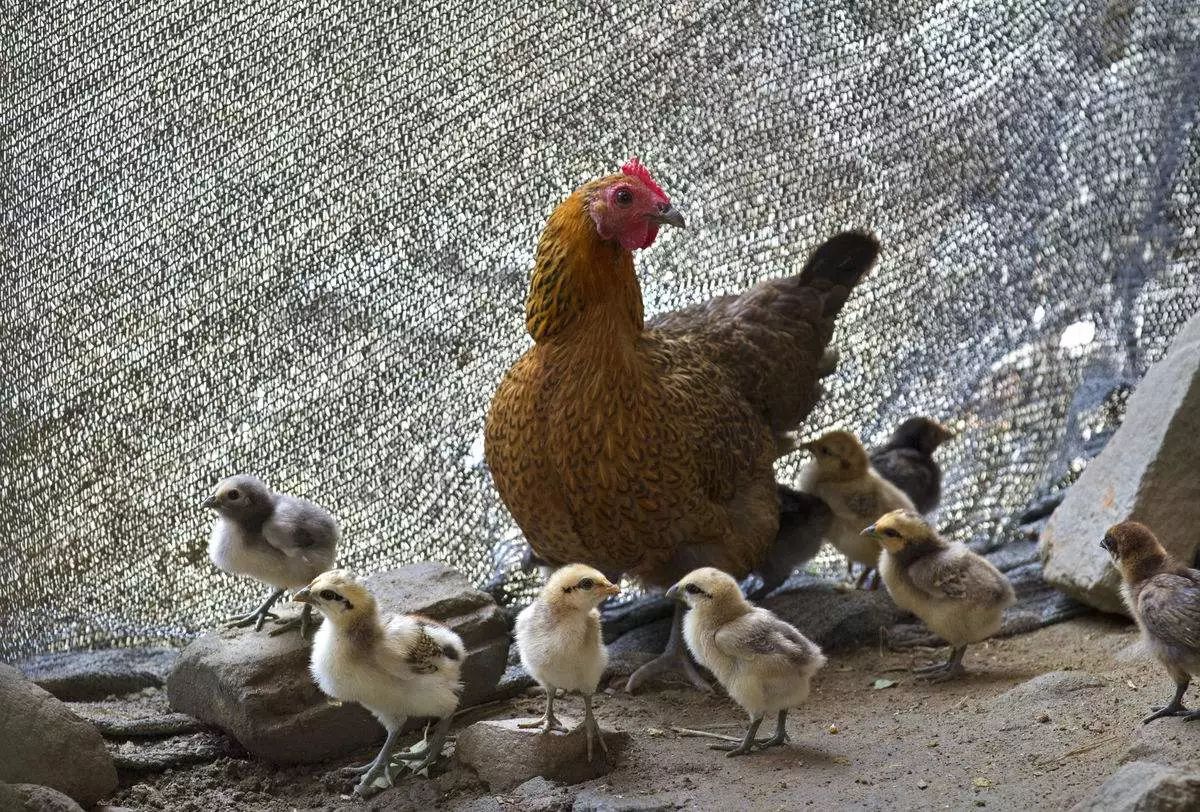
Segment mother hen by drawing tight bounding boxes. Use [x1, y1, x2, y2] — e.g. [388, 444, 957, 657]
[485, 158, 878, 692]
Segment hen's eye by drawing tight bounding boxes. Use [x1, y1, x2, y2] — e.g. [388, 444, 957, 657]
[319, 589, 338, 601]
[684, 583, 703, 595]
[614, 188, 633, 206]
[227, 489, 241, 500]
[579, 577, 595, 590]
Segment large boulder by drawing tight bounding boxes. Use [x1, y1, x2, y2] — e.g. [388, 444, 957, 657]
[0, 663, 117, 806]
[1041, 313, 1200, 615]
[166, 562, 509, 764]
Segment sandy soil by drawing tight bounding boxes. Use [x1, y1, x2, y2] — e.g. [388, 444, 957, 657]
[107, 614, 1200, 811]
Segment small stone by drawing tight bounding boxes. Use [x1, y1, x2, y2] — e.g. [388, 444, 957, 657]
[1035, 712, 1050, 723]
[571, 787, 679, 811]
[917, 780, 929, 789]
[828, 724, 839, 734]
[454, 717, 629, 792]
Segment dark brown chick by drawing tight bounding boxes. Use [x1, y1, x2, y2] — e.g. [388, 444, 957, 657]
[869, 417, 954, 514]
[1102, 521, 1200, 724]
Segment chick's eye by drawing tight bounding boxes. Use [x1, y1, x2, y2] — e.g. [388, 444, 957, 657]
[578, 577, 595, 590]
[227, 489, 240, 500]
[882, 528, 900, 538]
[614, 187, 633, 206]
[319, 589, 338, 601]
[684, 583, 702, 595]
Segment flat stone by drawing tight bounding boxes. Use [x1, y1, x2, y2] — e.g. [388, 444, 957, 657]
[1073, 760, 1200, 811]
[572, 788, 681, 811]
[0, 663, 117, 806]
[15, 648, 177, 701]
[2, 783, 86, 812]
[989, 671, 1105, 707]
[1042, 312, 1200, 615]
[109, 731, 238, 772]
[509, 776, 575, 812]
[763, 579, 906, 653]
[70, 701, 205, 738]
[166, 562, 509, 764]
[455, 717, 629, 792]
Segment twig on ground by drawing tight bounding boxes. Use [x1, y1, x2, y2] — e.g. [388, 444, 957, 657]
[671, 726, 743, 743]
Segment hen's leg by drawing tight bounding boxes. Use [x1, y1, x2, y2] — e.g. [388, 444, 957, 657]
[624, 604, 711, 694]
[224, 588, 285, 631]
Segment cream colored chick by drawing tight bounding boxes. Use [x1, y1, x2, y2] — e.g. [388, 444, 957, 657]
[671, 567, 826, 757]
[800, 430, 917, 588]
[864, 510, 1015, 682]
[294, 570, 464, 797]
[515, 564, 620, 761]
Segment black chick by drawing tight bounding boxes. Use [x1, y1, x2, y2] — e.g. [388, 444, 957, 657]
[870, 417, 954, 514]
[747, 485, 832, 600]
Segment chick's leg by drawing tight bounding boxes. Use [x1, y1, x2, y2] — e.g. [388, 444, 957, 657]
[710, 714, 765, 757]
[397, 715, 453, 773]
[624, 604, 711, 694]
[517, 688, 567, 733]
[267, 603, 319, 639]
[1144, 681, 1190, 724]
[918, 645, 967, 683]
[354, 725, 403, 797]
[224, 588, 285, 631]
[759, 709, 790, 749]
[576, 692, 609, 762]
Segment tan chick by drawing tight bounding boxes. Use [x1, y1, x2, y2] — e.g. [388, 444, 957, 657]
[1102, 521, 1200, 724]
[671, 567, 826, 756]
[295, 570, 464, 796]
[864, 510, 1015, 681]
[515, 564, 620, 761]
[799, 430, 917, 588]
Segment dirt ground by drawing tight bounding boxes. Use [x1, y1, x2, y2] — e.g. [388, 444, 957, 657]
[108, 614, 1200, 811]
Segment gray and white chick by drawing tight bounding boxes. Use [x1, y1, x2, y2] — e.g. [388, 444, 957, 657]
[203, 474, 338, 638]
[672, 567, 826, 757]
[870, 417, 954, 514]
[864, 510, 1014, 682]
[296, 570, 464, 796]
[515, 563, 620, 761]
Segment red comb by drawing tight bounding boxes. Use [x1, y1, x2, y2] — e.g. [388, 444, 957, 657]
[621, 157, 666, 199]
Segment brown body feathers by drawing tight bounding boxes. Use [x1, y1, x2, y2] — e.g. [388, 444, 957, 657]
[486, 168, 877, 588]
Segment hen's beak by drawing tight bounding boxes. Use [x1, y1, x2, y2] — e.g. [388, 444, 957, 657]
[201, 495, 217, 509]
[652, 203, 686, 229]
[664, 584, 681, 602]
[600, 582, 621, 597]
[292, 587, 314, 604]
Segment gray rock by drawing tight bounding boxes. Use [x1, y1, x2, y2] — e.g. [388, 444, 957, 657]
[572, 788, 680, 812]
[70, 700, 205, 738]
[15, 648, 178, 701]
[455, 717, 629, 791]
[166, 562, 509, 764]
[109, 731, 238, 772]
[0, 663, 117, 806]
[510, 776, 575, 812]
[1042, 313, 1200, 615]
[763, 580, 906, 652]
[0, 783, 87, 812]
[1073, 760, 1200, 811]
[989, 671, 1105, 709]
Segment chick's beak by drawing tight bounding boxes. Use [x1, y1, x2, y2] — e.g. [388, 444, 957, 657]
[292, 587, 314, 605]
[600, 582, 621, 597]
[664, 584, 681, 602]
[861, 524, 877, 538]
[201, 495, 217, 509]
[652, 203, 686, 229]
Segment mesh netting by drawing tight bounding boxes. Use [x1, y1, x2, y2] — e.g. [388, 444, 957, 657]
[4, 0, 1198, 659]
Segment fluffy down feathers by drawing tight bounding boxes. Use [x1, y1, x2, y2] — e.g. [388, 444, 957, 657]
[870, 417, 953, 514]
[485, 165, 877, 589]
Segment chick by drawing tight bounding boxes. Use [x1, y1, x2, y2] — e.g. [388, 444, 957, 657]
[671, 567, 826, 756]
[295, 570, 463, 795]
[1101, 521, 1200, 724]
[747, 486, 833, 600]
[864, 510, 1014, 681]
[515, 564, 620, 761]
[203, 474, 339, 638]
[870, 417, 955, 514]
[799, 431, 916, 588]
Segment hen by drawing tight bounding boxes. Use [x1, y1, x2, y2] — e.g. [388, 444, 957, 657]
[485, 158, 877, 692]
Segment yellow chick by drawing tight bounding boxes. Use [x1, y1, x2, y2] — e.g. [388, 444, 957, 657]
[515, 564, 620, 761]
[799, 430, 917, 588]
[671, 567, 826, 757]
[294, 570, 464, 796]
[864, 510, 1015, 682]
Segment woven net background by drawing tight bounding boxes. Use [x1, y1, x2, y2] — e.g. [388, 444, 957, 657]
[4, 0, 1198, 659]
